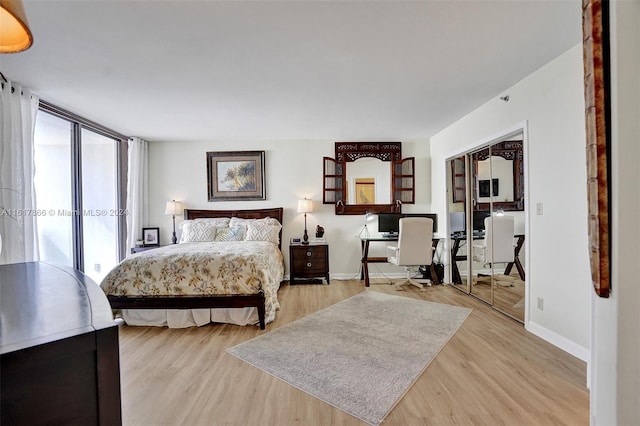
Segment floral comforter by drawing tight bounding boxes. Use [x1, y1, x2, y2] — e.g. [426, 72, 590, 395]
[100, 241, 285, 324]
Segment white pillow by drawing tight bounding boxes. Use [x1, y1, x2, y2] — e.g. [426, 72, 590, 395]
[193, 217, 230, 227]
[229, 216, 280, 228]
[245, 221, 282, 245]
[179, 220, 218, 243]
[228, 217, 255, 228]
[214, 226, 246, 242]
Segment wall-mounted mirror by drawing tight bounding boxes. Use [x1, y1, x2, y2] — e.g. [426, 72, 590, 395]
[323, 142, 415, 215]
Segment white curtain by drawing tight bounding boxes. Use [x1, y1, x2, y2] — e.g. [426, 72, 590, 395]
[0, 80, 39, 264]
[126, 137, 149, 251]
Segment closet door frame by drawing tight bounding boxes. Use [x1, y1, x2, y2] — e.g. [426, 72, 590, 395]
[445, 123, 530, 324]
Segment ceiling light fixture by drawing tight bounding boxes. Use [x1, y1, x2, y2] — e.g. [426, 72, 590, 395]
[0, 0, 33, 53]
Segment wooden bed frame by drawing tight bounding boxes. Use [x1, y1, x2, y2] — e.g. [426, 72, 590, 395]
[106, 207, 284, 329]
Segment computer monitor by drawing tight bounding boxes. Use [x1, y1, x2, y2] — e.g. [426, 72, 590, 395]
[449, 211, 466, 234]
[378, 213, 438, 235]
[472, 211, 491, 231]
[378, 213, 403, 236]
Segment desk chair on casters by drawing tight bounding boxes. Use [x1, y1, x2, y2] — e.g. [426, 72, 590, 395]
[473, 215, 515, 286]
[386, 217, 434, 291]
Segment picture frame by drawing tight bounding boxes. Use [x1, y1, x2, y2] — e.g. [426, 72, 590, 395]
[207, 151, 266, 201]
[142, 227, 160, 247]
[478, 178, 499, 198]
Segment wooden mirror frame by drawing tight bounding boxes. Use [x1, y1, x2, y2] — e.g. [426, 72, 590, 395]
[323, 142, 415, 215]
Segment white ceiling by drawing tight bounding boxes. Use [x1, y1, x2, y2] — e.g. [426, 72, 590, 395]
[1, 0, 582, 142]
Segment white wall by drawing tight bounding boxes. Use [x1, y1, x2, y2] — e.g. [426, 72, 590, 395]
[430, 44, 591, 360]
[146, 139, 431, 278]
[591, 1, 640, 424]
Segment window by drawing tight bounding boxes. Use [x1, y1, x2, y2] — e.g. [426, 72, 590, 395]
[33, 102, 127, 283]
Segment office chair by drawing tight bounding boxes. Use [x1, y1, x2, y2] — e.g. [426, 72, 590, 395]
[473, 215, 515, 286]
[386, 217, 434, 290]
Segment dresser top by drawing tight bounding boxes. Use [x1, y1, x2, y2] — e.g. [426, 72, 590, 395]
[1, 262, 116, 355]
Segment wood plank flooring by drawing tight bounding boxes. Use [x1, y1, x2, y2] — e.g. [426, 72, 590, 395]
[118, 281, 589, 426]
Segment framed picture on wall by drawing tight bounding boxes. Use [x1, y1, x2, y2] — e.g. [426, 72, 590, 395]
[142, 227, 160, 247]
[206, 151, 266, 201]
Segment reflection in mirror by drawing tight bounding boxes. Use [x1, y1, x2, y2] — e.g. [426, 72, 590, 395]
[472, 140, 524, 211]
[446, 132, 525, 323]
[446, 155, 469, 293]
[346, 158, 391, 205]
[476, 156, 514, 203]
[469, 178, 493, 305]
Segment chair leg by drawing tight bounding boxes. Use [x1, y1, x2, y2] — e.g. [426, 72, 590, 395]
[393, 269, 429, 291]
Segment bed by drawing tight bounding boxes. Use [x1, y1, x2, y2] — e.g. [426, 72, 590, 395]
[101, 207, 285, 329]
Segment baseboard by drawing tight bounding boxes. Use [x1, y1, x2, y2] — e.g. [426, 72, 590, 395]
[526, 321, 590, 363]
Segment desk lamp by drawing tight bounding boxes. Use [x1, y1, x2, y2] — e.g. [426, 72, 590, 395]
[359, 211, 375, 238]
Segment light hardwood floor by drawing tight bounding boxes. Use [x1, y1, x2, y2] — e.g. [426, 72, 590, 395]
[118, 281, 589, 426]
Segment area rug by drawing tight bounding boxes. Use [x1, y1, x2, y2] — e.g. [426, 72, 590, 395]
[227, 290, 472, 425]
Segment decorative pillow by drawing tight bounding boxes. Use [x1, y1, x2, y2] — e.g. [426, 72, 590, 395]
[193, 217, 230, 227]
[228, 217, 255, 228]
[214, 226, 246, 242]
[245, 221, 282, 245]
[179, 220, 218, 243]
[229, 216, 280, 228]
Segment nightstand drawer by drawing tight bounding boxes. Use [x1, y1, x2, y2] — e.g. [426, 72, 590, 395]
[290, 245, 325, 259]
[291, 257, 327, 272]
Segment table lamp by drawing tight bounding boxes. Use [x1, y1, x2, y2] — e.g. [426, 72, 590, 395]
[165, 200, 184, 244]
[297, 198, 313, 244]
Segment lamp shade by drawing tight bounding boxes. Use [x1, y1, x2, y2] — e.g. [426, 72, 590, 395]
[165, 200, 184, 216]
[0, 0, 33, 53]
[297, 198, 313, 214]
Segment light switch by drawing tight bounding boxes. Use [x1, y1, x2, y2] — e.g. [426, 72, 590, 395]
[536, 202, 543, 215]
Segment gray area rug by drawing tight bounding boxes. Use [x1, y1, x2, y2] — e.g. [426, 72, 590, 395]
[227, 290, 472, 425]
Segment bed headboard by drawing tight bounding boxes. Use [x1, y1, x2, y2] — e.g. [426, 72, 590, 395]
[183, 207, 284, 249]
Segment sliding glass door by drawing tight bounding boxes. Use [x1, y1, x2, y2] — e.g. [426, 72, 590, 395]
[33, 111, 74, 267]
[33, 106, 126, 283]
[80, 128, 120, 283]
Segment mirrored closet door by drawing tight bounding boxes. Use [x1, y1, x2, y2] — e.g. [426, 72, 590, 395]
[446, 132, 526, 323]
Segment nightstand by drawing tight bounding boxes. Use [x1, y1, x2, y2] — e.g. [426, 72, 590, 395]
[130, 245, 162, 254]
[289, 243, 330, 284]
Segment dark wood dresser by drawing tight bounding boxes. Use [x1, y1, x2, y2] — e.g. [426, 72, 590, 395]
[289, 243, 330, 284]
[0, 262, 122, 425]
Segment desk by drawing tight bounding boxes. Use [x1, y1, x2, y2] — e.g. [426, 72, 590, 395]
[450, 233, 525, 284]
[360, 236, 441, 287]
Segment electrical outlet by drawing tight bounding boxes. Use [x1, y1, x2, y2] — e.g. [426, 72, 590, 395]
[537, 297, 544, 311]
[94, 263, 101, 273]
[536, 202, 544, 215]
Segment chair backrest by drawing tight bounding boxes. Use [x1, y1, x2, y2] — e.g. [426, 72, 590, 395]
[484, 215, 515, 264]
[395, 217, 434, 266]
